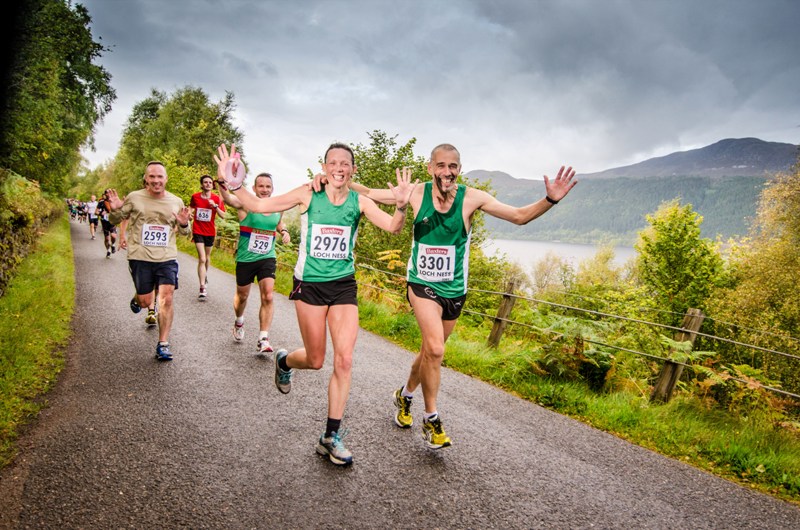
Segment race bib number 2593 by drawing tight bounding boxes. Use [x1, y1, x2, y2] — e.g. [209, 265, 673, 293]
[142, 223, 170, 247]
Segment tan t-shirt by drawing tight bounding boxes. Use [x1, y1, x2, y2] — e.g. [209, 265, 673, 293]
[109, 189, 190, 262]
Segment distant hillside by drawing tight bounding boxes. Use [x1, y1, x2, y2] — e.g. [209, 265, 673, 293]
[468, 138, 798, 245]
[582, 138, 797, 178]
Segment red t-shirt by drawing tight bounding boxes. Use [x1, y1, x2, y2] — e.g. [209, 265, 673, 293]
[190, 192, 225, 236]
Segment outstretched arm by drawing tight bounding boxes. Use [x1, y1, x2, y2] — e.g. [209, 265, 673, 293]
[474, 166, 577, 225]
[359, 168, 415, 234]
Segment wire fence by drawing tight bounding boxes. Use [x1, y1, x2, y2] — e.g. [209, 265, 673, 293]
[353, 260, 800, 400]
[213, 235, 799, 401]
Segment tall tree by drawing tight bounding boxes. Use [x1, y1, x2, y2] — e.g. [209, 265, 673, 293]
[113, 87, 243, 194]
[634, 199, 726, 325]
[0, 0, 115, 194]
[707, 161, 800, 392]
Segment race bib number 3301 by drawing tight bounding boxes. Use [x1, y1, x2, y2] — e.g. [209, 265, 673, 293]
[142, 223, 170, 247]
[415, 243, 456, 282]
[310, 224, 351, 260]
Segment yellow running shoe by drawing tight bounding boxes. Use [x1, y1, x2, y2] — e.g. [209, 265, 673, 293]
[422, 414, 452, 449]
[393, 388, 413, 428]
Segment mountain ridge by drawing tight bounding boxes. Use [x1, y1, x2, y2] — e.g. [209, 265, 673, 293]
[466, 138, 798, 245]
[467, 137, 798, 183]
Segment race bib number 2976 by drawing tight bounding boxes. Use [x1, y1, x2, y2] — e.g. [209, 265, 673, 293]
[310, 224, 351, 260]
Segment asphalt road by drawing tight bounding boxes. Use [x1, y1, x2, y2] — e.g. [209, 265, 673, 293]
[0, 219, 798, 529]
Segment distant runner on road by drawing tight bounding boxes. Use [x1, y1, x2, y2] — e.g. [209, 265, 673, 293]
[108, 161, 191, 361]
[189, 175, 225, 301]
[218, 171, 290, 354]
[86, 195, 99, 240]
[95, 189, 118, 259]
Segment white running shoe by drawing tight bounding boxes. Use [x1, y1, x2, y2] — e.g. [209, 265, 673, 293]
[198, 287, 207, 300]
[257, 337, 274, 354]
[232, 322, 245, 342]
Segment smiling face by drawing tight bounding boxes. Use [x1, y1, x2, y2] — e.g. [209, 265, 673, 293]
[143, 162, 168, 197]
[323, 147, 356, 189]
[428, 145, 461, 196]
[253, 174, 274, 198]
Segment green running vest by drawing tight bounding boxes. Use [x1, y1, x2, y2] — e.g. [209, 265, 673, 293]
[236, 211, 281, 262]
[407, 182, 471, 297]
[295, 189, 361, 282]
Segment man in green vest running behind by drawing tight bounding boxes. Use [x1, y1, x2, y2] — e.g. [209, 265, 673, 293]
[347, 143, 577, 449]
[218, 171, 291, 354]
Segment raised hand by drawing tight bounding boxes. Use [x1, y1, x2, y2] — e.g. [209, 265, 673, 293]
[213, 144, 246, 189]
[106, 189, 124, 210]
[388, 167, 417, 209]
[175, 206, 191, 227]
[543, 166, 577, 202]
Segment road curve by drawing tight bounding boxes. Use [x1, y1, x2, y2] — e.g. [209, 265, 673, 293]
[0, 220, 798, 529]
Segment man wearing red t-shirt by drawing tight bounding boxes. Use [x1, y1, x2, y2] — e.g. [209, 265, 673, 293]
[190, 174, 226, 299]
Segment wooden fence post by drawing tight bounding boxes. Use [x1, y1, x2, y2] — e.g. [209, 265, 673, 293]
[487, 278, 519, 348]
[650, 308, 705, 403]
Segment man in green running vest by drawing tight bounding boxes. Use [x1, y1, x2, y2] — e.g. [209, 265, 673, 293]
[344, 143, 577, 449]
[218, 172, 291, 354]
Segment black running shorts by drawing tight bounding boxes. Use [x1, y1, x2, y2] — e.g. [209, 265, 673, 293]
[128, 259, 180, 294]
[289, 275, 357, 306]
[236, 258, 277, 286]
[407, 282, 467, 321]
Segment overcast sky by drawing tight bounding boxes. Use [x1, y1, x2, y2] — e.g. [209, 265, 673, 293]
[79, 0, 800, 193]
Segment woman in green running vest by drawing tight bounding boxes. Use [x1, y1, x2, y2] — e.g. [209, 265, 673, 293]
[215, 142, 414, 466]
[342, 143, 577, 450]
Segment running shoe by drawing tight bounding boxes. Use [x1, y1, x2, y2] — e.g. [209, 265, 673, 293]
[145, 310, 157, 327]
[422, 414, 452, 449]
[106, 250, 111, 259]
[316, 431, 353, 466]
[130, 296, 142, 314]
[198, 287, 208, 301]
[232, 321, 245, 342]
[155, 342, 173, 361]
[392, 388, 413, 428]
[257, 337, 274, 354]
[274, 349, 293, 394]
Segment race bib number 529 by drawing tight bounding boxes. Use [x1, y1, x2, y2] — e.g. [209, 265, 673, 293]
[142, 223, 170, 247]
[248, 230, 275, 254]
[310, 224, 351, 260]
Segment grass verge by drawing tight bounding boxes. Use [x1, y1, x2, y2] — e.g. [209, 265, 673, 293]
[357, 296, 800, 505]
[0, 216, 74, 467]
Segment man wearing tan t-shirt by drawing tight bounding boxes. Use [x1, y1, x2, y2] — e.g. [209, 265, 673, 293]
[108, 161, 191, 361]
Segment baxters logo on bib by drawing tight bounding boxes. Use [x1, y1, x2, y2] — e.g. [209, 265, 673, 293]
[320, 227, 344, 236]
[149, 225, 166, 232]
[425, 247, 449, 255]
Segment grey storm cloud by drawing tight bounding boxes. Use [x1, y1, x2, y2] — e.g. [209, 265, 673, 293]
[80, 0, 800, 189]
